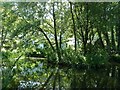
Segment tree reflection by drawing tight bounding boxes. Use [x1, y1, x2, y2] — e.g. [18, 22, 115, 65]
[17, 64, 120, 89]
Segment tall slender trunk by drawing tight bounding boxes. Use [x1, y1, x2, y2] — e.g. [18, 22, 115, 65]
[117, 24, 120, 54]
[60, 31, 62, 49]
[74, 4, 85, 52]
[116, 26, 118, 52]
[70, 2, 77, 51]
[84, 2, 89, 55]
[53, 3, 61, 61]
[59, 28, 62, 60]
[59, 2, 62, 50]
[103, 3, 111, 52]
[117, 2, 120, 54]
[111, 27, 116, 51]
[1, 28, 3, 52]
[117, 22, 120, 54]
[104, 31, 111, 51]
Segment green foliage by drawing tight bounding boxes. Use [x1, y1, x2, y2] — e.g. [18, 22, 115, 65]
[62, 48, 86, 65]
[86, 49, 109, 65]
[1, 2, 120, 89]
[1, 51, 11, 59]
[47, 49, 57, 62]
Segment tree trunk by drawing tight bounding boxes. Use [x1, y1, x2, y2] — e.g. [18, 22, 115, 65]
[74, 4, 85, 53]
[70, 2, 77, 51]
[97, 29, 105, 48]
[38, 27, 55, 52]
[116, 23, 120, 54]
[103, 3, 111, 52]
[0, 28, 3, 52]
[84, 2, 89, 55]
[111, 27, 116, 51]
[53, 3, 61, 61]
[59, 2, 63, 50]
[117, 2, 120, 54]
[117, 26, 120, 54]
[104, 31, 111, 52]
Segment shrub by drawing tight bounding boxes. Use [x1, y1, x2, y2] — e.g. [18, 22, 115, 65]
[86, 49, 109, 65]
[61, 48, 86, 65]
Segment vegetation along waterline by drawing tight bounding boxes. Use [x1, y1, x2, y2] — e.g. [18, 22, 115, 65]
[1, 1, 120, 89]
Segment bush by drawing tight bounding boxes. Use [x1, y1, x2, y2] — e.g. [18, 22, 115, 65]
[86, 49, 109, 65]
[61, 48, 86, 65]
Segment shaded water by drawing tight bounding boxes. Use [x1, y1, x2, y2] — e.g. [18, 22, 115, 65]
[17, 60, 120, 90]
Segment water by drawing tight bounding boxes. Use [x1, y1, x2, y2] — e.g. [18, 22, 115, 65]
[17, 61, 120, 89]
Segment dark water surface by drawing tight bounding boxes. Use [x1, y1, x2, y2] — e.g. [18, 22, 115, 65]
[18, 61, 120, 90]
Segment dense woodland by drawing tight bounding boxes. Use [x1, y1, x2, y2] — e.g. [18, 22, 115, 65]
[1, 1, 120, 89]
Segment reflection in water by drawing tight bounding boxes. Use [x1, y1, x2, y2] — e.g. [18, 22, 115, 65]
[18, 81, 40, 89]
[18, 62, 120, 89]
